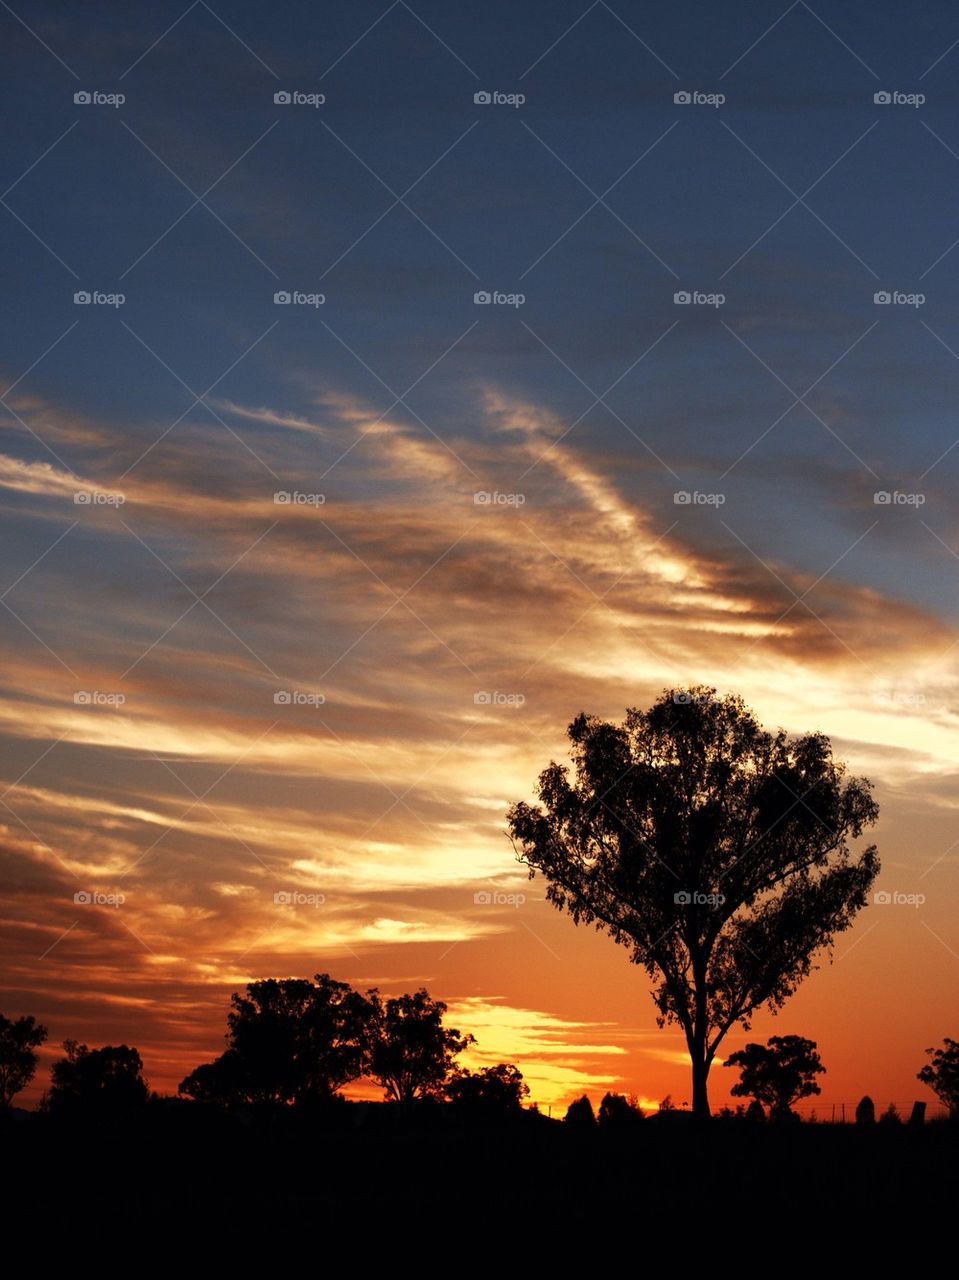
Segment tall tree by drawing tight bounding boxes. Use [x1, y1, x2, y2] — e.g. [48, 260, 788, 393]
[366, 989, 472, 1103]
[724, 1034, 824, 1119]
[508, 687, 879, 1117]
[0, 1013, 47, 1109]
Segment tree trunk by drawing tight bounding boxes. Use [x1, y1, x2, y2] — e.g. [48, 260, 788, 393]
[691, 1049, 711, 1119]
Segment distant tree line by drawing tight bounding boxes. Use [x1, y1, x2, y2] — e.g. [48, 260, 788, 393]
[0, 979, 529, 1119]
[2, 1003, 956, 1126]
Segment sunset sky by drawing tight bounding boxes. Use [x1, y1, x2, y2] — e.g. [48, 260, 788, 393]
[2, 0, 958, 1114]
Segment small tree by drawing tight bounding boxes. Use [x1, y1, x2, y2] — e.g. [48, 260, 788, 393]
[598, 1091, 644, 1127]
[724, 1034, 824, 1120]
[179, 973, 372, 1107]
[508, 689, 879, 1117]
[446, 1063, 528, 1111]
[366, 989, 472, 1103]
[855, 1095, 875, 1125]
[917, 1038, 959, 1117]
[47, 1042, 148, 1118]
[564, 1094, 596, 1127]
[878, 1103, 901, 1125]
[0, 1013, 47, 1109]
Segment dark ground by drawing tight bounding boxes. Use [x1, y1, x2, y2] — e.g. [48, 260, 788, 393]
[5, 1102, 956, 1254]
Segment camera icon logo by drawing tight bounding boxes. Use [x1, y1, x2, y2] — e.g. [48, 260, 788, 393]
[874, 91, 891, 105]
[273, 491, 292, 504]
[674, 891, 692, 904]
[473, 691, 492, 704]
[274, 290, 291, 304]
[74, 91, 91, 105]
[873, 890, 891, 904]
[874, 291, 891, 304]
[673, 290, 691, 304]
[74, 291, 91, 305]
[274, 890, 293, 904]
[73, 491, 91, 505]
[674, 91, 691, 105]
[473, 890, 492, 904]
[673, 491, 691, 504]
[274, 91, 291, 104]
[873, 491, 891, 505]
[474, 290, 491, 304]
[73, 890, 92, 903]
[73, 691, 92, 704]
[273, 690, 292, 704]
[474, 91, 491, 105]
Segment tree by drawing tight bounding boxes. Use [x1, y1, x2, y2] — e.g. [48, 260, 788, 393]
[47, 1041, 148, 1118]
[598, 1091, 644, 1128]
[724, 1034, 824, 1120]
[179, 973, 371, 1107]
[366, 989, 472, 1103]
[0, 1013, 47, 1109]
[508, 688, 879, 1118]
[917, 1037, 959, 1117]
[446, 1063, 528, 1111]
[855, 1095, 875, 1125]
[564, 1094, 596, 1126]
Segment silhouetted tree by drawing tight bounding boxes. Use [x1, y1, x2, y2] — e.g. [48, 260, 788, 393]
[855, 1095, 875, 1124]
[918, 1038, 959, 1118]
[745, 1099, 766, 1123]
[564, 1094, 596, 1126]
[446, 1063, 528, 1111]
[598, 1091, 644, 1128]
[366, 989, 472, 1103]
[0, 1013, 47, 1109]
[878, 1103, 901, 1125]
[724, 1034, 824, 1120]
[508, 688, 879, 1117]
[179, 974, 371, 1107]
[46, 1041, 148, 1119]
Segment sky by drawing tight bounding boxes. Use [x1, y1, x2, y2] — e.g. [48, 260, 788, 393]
[1, 0, 958, 1115]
